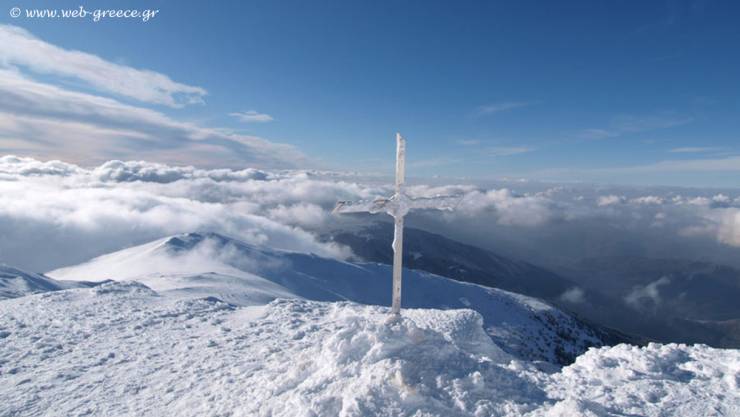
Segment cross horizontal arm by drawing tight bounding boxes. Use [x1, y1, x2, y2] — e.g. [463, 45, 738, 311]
[332, 198, 391, 214]
[406, 194, 463, 211]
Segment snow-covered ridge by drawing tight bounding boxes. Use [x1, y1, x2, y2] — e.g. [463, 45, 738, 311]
[49, 232, 605, 364]
[0, 282, 737, 417]
[0, 264, 94, 300]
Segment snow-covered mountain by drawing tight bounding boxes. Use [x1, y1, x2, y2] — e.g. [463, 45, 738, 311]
[49, 232, 606, 364]
[326, 222, 635, 343]
[0, 264, 94, 300]
[1, 281, 737, 416]
[327, 222, 579, 299]
[0, 234, 737, 416]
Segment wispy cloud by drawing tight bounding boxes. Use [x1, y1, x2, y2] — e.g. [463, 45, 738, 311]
[624, 277, 671, 311]
[475, 101, 535, 116]
[579, 113, 693, 140]
[455, 140, 534, 157]
[0, 25, 206, 107]
[0, 25, 307, 168]
[669, 147, 723, 153]
[407, 157, 461, 169]
[538, 156, 740, 178]
[487, 146, 534, 157]
[578, 129, 620, 140]
[456, 139, 481, 146]
[612, 114, 693, 133]
[617, 156, 740, 173]
[230, 110, 275, 123]
[0, 69, 305, 168]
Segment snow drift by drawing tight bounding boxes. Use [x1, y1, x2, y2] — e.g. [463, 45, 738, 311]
[0, 282, 737, 417]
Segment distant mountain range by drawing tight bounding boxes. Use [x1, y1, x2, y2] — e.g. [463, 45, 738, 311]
[326, 222, 740, 348]
[327, 222, 585, 301]
[559, 256, 740, 347]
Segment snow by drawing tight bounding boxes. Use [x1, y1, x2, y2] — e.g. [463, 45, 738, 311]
[48, 232, 604, 364]
[0, 282, 737, 417]
[0, 264, 92, 300]
[1, 232, 737, 416]
[547, 343, 740, 416]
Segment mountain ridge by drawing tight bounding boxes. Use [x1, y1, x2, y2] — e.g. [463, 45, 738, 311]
[48, 231, 607, 364]
[0, 264, 96, 300]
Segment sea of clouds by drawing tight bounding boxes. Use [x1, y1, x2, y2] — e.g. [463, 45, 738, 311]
[2, 155, 740, 273]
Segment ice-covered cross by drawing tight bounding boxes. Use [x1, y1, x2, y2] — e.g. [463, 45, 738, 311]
[333, 133, 460, 316]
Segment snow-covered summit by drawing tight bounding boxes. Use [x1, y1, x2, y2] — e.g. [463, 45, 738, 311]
[49, 232, 605, 364]
[0, 282, 737, 417]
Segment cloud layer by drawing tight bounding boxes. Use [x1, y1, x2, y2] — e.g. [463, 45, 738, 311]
[2, 156, 740, 274]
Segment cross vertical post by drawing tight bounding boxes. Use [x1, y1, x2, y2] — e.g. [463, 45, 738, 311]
[333, 133, 460, 317]
[391, 133, 406, 315]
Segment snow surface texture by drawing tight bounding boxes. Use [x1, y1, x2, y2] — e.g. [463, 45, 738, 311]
[49, 232, 604, 364]
[0, 282, 737, 417]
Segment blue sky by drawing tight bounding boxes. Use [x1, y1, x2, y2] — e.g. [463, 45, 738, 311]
[1, 0, 739, 186]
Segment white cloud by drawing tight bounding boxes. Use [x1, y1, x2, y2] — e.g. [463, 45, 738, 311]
[0, 26, 304, 168]
[528, 156, 740, 184]
[456, 139, 481, 146]
[407, 157, 461, 169]
[624, 277, 671, 310]
[669, 147, 723, 153]
[587, 157, 740, 175]
[0, 69, 306, 168]
[610, 114, 693, 133]
[712, 208, 740, 247]
[91, 159, 270, 183]
[0, 155, 83, 177]
[630, 196, 665, 205]
[0, 25, 206, 107]
[597, 195, 624, 206]
[267, 203, 328, 228]
[475, 101, 534, 116]
[454, 188, 554, 227]
[0, 157, 361, 271]
[230, 111, 274, 123]
[487, 147, 534, 157]
[578, 128, 619, 140]
[579, 113, 693, 140]
[559, 287, 585, 304]
[643, 157, 740, 172]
